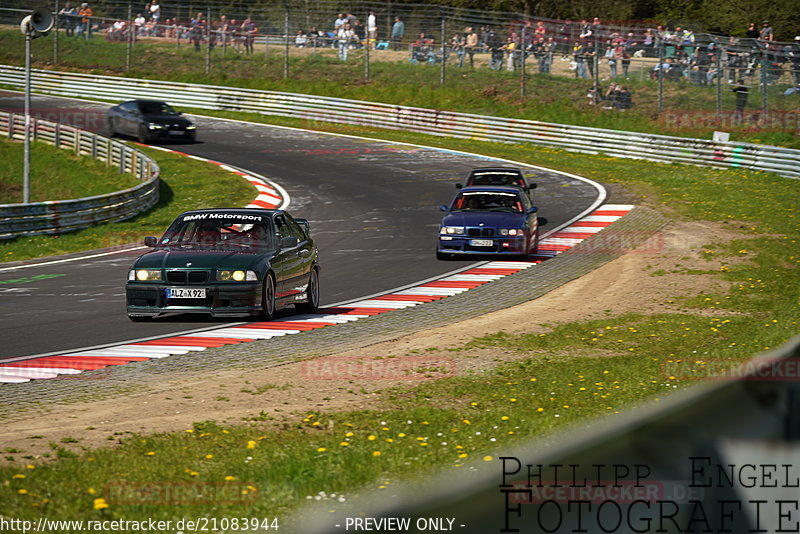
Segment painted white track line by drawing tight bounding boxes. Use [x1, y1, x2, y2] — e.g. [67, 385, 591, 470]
[1, 205, 635, 383]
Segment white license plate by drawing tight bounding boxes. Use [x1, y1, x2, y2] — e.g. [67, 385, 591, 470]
[166, 287, 206, 298]
[470, 239, 493, 247]
[168, 130, 185, 136]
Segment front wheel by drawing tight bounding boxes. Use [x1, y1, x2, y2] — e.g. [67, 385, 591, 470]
[436, 250, 452, 261]
[295, 268, 319, 314]
[260, 274, 276, 320]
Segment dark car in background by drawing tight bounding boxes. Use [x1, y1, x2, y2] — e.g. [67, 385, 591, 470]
[456, 167, 536, 195]
[107, 99, 196, 143]
[126, 209, 319, 321]
[437, 185, 542, 260]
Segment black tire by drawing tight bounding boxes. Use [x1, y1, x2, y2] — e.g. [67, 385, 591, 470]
[107, 118, 117, 137]
[529, 227, 540, 255]
[436, 250, 452, 261]
[260, 274, 276, 320]
[295, 267, 320, 314]
[128, 315, 150, 322]
[137, 124, 150, 144]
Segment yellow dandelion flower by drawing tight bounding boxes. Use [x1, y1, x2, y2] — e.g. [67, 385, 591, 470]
[398, 433, 406, 438]
[458, 453, 468, 458]
[247, 441, 257, 449]
[340, 442, 350, 447]
[317, 447, 327, 452]
[372, 451, 382, 457]
[501, 416, 509, 421]
[483, 456, 493, 461]
[537, 408, 544, 412]
[146, 451, 155, 456]
[205, 454, 214, 459]
[368, 435, 376, 441]
[462, 419, 471, 425]
[185, 429, 194, 433]
[93, 498, 108, 510]
[12, 474, 26, 480]
[18, 489, 28, 495]
[224, 475, 236, 481]
[25, 465, 35, 470]
[88, 488, 97, 495]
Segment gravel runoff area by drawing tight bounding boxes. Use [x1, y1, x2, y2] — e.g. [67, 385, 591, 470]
[0, 206, 667, 422]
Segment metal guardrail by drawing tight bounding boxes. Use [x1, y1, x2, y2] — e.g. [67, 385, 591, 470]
[0, 110, 159, 239]
[0, 65, 797, 179]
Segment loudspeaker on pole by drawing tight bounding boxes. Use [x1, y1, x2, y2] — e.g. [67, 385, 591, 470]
[20, 8, 54, 38]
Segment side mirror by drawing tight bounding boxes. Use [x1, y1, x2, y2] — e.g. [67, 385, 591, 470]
[455, 183, 463, 189]
[537, 216, 548, 226]
[144, 236, 157, 247]
[177, 111, 183, 115]
[528, 206, 538, 214]
[439, 205, 449, 212]
[280, 236, 300, 249]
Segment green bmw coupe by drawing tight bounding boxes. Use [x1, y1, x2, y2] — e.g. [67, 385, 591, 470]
[126, 209, 319, 321]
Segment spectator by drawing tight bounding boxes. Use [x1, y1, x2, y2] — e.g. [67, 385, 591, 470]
[76, 2, 93, 38]
[465, 27, 478, 70]
[190, 12, 204, 51]
[148, 1, 160, 24]
[572, 41, 588, 78]
[745, 23, 759, 40]
[346, 12, 357, 29]
[604, 41, 617, 78]
[615, 86, 632, 109]
[759, 21, 773, 42]
[790, 36, 800, 86]
[724, 37, 744, 83]
[732, 80, 749, 123]
[58, 3, 74, 36]
[451, 32, 466, 67]
[504, 37, 516, 71]
[391, 17, 404, 50]
[241, 17, 257, 54]
[217, 16, 229, 48]
[334, 13, 346, 32]
[295, 30, 307, 48]
[534, 20, 546, 39]
[487, 28, 503, 70]
[134, 13, 146, 36]
[579, 19, 592, 39]
[584, 39, 597, 78]
[337, 23, 354, 61]
[367, 10, 377, 48]
[307, 26, 325, 48]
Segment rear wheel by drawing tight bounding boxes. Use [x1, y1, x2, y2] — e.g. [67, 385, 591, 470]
[260, 274, 276, 320]
[137, 124, 150, 144]
[295, 267, 320, 314]
[107, 118, 117, 137]
[529, 228, 540, 255]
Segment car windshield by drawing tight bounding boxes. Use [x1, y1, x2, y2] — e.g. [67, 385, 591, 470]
[138, 101, 178, 115]
[468, 172, 525, 187]
[158, 215, 276, 250]
[452, 192, 524, 213]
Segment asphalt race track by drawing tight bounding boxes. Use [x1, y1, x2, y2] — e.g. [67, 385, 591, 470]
[0, 92, 602, 360]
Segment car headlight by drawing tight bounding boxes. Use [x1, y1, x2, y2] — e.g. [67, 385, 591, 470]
[217, 270, 258, 282]
[440, 226, 465, 235]
[499, 228, 525, 236]
[186, 125, 197, 130]
[130, 269, 161, 281]
[148, 123, 165, 130]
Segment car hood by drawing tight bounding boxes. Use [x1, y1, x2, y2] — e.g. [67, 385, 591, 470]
[133, 247, 268, 270]
[441, 211, 527, 228]
[143, 114, 193, 126]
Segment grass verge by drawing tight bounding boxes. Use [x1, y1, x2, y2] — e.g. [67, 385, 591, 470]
[0, 119, 797, 528]
[0, 138, 140, 204]
[0, 145, 256, 262]
[1, 29, 797, 148]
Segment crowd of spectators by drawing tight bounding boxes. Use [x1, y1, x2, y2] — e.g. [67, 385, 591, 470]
[50, 5, 800, 89]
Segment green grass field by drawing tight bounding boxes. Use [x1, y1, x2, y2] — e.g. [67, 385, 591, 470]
[1, 123, 797, 528]
[0, 138, 140, 204]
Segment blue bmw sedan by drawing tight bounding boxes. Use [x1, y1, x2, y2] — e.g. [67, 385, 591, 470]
[437, 186, 541, 260]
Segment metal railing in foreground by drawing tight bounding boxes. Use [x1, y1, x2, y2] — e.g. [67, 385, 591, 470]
[300, 334, 800, 533]
[0, 111, 159, 239]
[0, 65, 797, 179]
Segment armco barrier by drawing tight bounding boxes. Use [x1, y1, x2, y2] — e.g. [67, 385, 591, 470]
[0, 111, 159, 239]
[0, 65, 798, 179]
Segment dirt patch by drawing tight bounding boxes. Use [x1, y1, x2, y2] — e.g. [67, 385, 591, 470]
[0, 219, 749, 464]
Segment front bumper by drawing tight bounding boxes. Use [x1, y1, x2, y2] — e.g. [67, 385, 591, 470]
[438, 235, 528, 255]
[126, 282, 261, 317]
